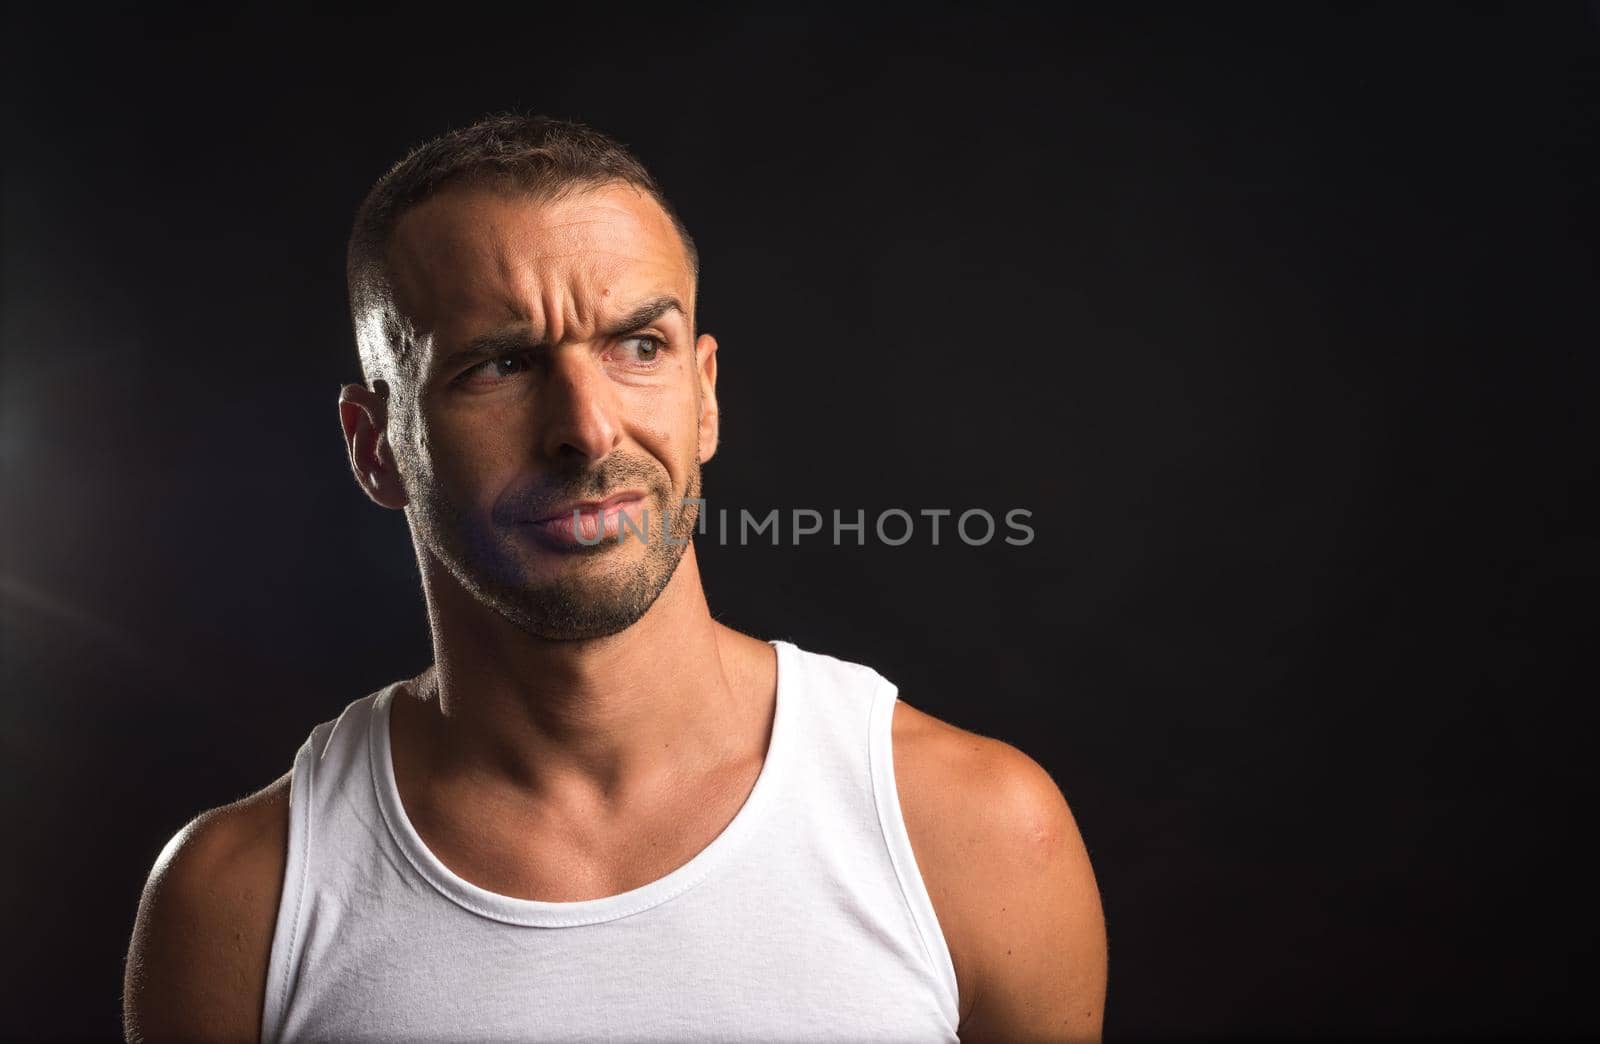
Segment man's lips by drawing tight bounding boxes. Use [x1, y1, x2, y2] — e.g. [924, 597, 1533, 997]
[523, 491, 649, 546]
[528, 491, 648, 524]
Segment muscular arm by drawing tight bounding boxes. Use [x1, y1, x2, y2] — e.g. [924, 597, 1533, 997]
[123, 775, 291, 1043]
[894, 704, 1108, 1043]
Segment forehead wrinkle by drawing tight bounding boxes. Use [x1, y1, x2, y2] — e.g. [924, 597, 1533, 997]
[500, 251, 675, 301]
[503, 255, 679, 339]
[401, 185, 692, 351]
[489, 238, 536, 326]
[523, 191, 682, 263]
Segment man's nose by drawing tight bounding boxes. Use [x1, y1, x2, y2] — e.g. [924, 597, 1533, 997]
[537, 347, 622, 463]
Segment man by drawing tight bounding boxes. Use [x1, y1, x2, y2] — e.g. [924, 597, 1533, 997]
[124, 114, 1107, 1042]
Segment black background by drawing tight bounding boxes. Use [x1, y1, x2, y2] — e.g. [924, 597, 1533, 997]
[3, 3, 1597, 1039]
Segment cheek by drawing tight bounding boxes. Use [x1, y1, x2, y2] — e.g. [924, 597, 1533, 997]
[411, 402, 530, 507]
[623, 380, 700, 479]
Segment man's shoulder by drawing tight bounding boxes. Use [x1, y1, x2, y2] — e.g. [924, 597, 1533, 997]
[124, 774, 292, 1043]
[890, 698, 1072, 840]
[889, 699, 1106, 1039]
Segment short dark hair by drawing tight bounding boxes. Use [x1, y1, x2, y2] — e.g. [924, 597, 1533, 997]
[346, 113, 698, 381]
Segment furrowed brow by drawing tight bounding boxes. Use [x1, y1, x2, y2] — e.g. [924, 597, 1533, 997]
[601, 295, 686, 337]
[447, 328, 544, 364]
[443, 296, 686, 365]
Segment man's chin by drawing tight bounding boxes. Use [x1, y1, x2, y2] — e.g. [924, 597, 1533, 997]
[511, 541, 658, 591]
[480, 561, 671, 641]
[496, 594, 652, 641]
[433, 514, 691, 640]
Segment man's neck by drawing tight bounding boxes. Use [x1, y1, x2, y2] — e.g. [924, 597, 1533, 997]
[403, 542, 755, 809]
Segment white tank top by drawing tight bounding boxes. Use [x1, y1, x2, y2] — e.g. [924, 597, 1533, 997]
[261, 639, 962, 1042]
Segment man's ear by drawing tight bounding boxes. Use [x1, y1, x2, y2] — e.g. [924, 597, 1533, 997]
[338, 380, 410, 509]
[695, 333, 720, 464]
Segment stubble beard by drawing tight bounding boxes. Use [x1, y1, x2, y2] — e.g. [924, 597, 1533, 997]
[409, 456, 703, 642]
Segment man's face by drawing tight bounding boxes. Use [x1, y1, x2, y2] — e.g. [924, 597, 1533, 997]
[377, 181, 717, 640]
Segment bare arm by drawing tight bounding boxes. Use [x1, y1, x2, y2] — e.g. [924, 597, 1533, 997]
[894, 704, 1108, 1042]
[124, 775, 291, 1043]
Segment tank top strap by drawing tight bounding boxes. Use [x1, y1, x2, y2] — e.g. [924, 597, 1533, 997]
[774, 641, 961, 1020]
[263, 683, 394, 1043]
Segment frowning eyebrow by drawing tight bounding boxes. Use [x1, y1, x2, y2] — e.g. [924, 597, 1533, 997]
[445, 295, 687, 364]
[604, 295, 686, 338]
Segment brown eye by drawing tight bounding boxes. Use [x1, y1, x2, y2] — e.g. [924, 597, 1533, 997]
[464, 354, 529, 382]
[620, 336, 664, 364]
